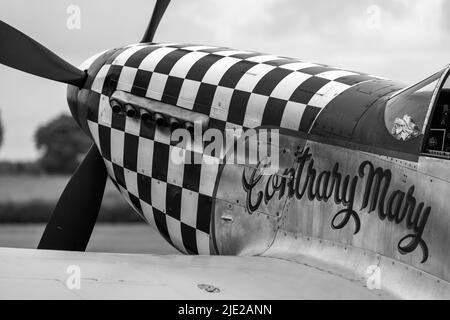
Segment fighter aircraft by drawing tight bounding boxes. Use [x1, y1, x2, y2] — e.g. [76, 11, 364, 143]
[0, 0, 449, 299]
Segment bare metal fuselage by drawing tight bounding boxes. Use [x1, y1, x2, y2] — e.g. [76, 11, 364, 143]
[67, 43, 450, 298]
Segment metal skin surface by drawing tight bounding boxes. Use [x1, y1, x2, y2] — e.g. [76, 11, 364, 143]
[222, 134, 450, 298]
[66, 44, 450, 298]
[0, 247, 393, 300]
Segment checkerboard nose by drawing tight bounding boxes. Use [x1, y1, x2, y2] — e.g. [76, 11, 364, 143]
[76, 40, 379, 257]
[76, 71, 215, 255]
[125, 118, 214, 256]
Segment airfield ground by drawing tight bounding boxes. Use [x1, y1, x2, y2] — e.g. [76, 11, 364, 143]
[0, 174, 178, 254]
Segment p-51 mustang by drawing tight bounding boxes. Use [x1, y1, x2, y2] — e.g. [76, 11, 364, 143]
[1, 0, 449, 299]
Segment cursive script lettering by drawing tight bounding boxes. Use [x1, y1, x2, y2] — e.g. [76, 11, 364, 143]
[359, 162, 430, 263]
[242, 148, 431, 263]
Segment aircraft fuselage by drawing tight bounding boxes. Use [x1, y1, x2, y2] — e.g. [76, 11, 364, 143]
[67, 43, 450, 287]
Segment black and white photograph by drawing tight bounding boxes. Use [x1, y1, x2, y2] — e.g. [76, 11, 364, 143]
[0, 0, 450, 305]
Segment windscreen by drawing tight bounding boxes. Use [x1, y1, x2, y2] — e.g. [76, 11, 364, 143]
[385, 70, 444, 141]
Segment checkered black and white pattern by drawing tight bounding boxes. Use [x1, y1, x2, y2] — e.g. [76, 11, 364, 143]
[79, 43, 379, 255]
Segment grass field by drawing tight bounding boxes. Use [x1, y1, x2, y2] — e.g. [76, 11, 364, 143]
[0, 223, 179, 254]
[0, 175, 179, 254]
[0, 174, 141, 223]
[0, 174, 122, 203]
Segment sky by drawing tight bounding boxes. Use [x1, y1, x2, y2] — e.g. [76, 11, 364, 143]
[0, 0, 449, 160]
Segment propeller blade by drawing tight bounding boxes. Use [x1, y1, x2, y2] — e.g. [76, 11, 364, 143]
[141, 0, 171, 43]
[0, 20, 87, 87]
[38, 146, 107, 251]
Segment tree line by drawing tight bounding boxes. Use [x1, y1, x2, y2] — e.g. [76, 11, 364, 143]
[0, 113, 91, 175]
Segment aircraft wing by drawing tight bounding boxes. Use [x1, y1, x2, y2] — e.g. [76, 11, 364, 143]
[0, 247, 388, 299]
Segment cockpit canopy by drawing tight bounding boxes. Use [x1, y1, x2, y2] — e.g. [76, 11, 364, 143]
[385, 70, 444, 142]
[385, 66, 450, 159]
